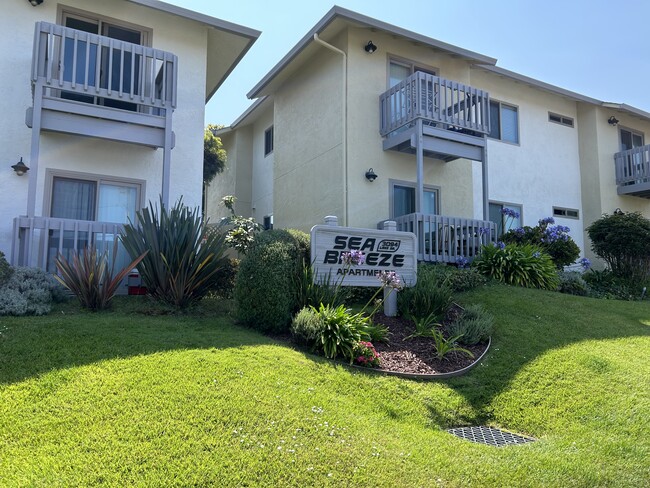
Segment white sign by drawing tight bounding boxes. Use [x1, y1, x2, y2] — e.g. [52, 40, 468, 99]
[310, 223, 417, 287]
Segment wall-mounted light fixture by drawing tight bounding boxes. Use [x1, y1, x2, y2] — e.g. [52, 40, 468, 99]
[364, 41, 377, 54]
[28, 0, 44, 6]
[608, 116, 619, 126]
[11, 157, 30, 176]
[365, 168, 377, 182]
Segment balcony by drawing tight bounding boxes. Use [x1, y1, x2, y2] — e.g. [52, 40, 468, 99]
[12, 216, 124, 271]
[394, 213, 496, 263]
[28, 21, 177, 148]
[614, 145, 650, 198]
[379, 72, 490, 161]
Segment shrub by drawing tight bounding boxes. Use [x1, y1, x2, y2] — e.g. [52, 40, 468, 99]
[421, 264, 487, 292]
[0, 267, 63, 316]
[502, 217, 580, 268]
[55, 243, 147, 311]
[0, 251, 13, 288]
[587, 211, 650, 283]
[208, 258, 239, 299]
[291, 306, 324, 347]
[557, 271, 590, 297]
[294, 260, 343, 310]
[234, 229, 308, 333]
[398, 264, 453, 321]
[314, 304, 365, 360]
[583, 270, 641, 301]
[121, 198, 229, 308]
[473, 243, 559, 290]
[447, 304, 494, 345]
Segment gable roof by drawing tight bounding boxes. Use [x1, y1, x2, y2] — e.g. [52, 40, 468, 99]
[127, 0, 260, 102]
[247, 5, 496, 99]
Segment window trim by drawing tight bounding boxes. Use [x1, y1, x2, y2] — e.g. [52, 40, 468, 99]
[389, 178, 441, 219]
[43, 169, 146, 221]
[488, 99, 520, 145]
[552, 206, 580, 220]
[548, 112, 574, 128]
[58, 5, 152, 46]
[387, 55, 438, 88]
[264, 125, 274, 157]
[263, 215, 274, 231]
[619, 126, 645, 151]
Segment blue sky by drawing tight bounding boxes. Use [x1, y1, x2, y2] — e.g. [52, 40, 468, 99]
[168, 0, 650, 126]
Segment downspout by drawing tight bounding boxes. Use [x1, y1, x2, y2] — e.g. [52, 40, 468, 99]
[313, 33, 348, 226]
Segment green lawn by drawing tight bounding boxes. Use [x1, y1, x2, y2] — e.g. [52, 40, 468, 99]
[1, 286, 649, 487]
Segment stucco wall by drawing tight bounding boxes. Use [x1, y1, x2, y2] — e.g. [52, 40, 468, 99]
[272, 34, 346, 231]
[250, 107, 274, 222]
[470, 68, 585, 253]
[0, 0, 208, 258]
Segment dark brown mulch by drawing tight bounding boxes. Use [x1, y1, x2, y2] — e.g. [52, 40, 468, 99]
[371, 308, 488, 375]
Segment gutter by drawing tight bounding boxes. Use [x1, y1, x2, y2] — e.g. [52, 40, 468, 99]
[313, 34, 348, 226]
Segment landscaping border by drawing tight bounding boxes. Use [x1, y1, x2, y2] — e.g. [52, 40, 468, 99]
[342, 336, 491, 380]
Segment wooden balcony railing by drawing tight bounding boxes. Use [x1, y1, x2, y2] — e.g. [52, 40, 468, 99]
[32, 21, 177, 113]
[614, 145, 650, 186]
[394, 213, 496, 263]
[379, 72, 490, 137]
[12, 216, 125, 271]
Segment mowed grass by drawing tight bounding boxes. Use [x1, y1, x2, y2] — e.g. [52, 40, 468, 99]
[1, 287, 649, 487]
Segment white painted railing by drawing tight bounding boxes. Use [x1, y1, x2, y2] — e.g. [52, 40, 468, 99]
[394, 213, 496, 263]
[32, 21, 177, 112]
[379, 72, 490, 137]
[614, 145, 650, 186]
[12, 216, 124, 270]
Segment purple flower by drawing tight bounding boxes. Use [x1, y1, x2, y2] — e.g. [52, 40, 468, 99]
[539, 217, 555, 226]
[479, 227, 491, 236]
[532, 251, 541, 258]
[501, 208, 520, 219]
[579, 257, 591, 270]
[456, 256, 469, 269]
[542, 225, 571, 243]
[341, 250, 365, 266]
[493, 241, 506, 250]
[378, 271, 403, 290]
[513, 227, 525, 237]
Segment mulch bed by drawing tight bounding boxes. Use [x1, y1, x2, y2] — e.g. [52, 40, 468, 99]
[371, 307, 488, 375]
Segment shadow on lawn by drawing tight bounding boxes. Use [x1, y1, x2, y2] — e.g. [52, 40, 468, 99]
[427, 286, 650, 427]
[0, 298, 271, 386]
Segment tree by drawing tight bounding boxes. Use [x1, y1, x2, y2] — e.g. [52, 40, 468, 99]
[203, 124, 227, 185]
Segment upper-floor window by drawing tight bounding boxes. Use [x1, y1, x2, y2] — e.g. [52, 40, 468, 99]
[620, 127, 644, 151]
[488, 101, 519, 144]
[548, 112, 574, 128]
[264, 126, 274, 156]
[388, 58, 437, 88]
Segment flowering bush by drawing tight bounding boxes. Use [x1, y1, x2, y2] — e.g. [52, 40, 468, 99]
[219, 195, 261, 255]
[353, 341, 380, 368]
[473, 243, 559, 290]
[502, 217, 580, 268]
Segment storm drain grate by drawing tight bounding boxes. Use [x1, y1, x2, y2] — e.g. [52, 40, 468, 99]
[447, 426, 536, 447]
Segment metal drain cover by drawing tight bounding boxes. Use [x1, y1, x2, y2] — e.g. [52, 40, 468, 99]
[447, 426, 535, 447]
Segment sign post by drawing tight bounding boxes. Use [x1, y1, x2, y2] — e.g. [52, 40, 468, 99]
[311, 216, 417, 316]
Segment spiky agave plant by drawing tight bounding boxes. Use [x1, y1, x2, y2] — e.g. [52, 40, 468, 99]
[120, 198, 229, 308]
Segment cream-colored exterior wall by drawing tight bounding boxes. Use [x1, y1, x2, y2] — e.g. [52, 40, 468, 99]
[272, 34, 346, 231]
[471, 69, 585, 253]
[250, 108, 274, 222]
[0, 0, 210, 257]
[345, 28, 476, 229]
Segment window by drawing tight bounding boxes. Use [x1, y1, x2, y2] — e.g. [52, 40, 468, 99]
[263, 215, 274, 231]
[264, 126, 274, 156]
[489, 202, 522, 236]
[388, 59, 437, 88]
[620, 127, 644, 151]
[60, 9, 149, 111]
[548, 112, 574, 128]
[390, 181, 439, 218]
[488, 101, 519, 144]
[46, 171, 143, 271]
[553, 207, 579, 219]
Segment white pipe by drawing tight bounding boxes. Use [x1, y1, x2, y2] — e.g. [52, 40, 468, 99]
[313, 33, 348, 226]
